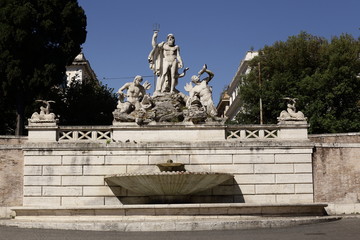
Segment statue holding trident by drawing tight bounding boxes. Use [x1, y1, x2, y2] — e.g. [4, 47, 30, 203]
[148, 30, 185, 94]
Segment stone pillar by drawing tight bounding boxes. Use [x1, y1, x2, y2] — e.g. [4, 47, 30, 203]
[27, 121, 58, 142]
[278, 120, 309, 140]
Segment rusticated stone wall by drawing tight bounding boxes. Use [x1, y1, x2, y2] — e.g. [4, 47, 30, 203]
[310, 133, 360, 204]
[0, 137, 26, 207]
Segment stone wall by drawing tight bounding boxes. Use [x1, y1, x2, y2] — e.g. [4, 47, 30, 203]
[22, 140, 314, 206]
[310, 133, 360, 205]
[0, 136, 25, 207]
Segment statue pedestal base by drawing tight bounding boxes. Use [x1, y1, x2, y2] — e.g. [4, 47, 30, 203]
[278, 120, 309, 140]
[112, 122, 226, 142]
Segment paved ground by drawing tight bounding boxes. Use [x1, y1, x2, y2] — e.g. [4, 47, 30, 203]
[0, 217, 359, 240]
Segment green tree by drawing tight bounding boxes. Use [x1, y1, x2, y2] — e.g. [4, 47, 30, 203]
[236, 32, 360, 134]
[51, 80, 118, 126]
[0, 0, 86, 135]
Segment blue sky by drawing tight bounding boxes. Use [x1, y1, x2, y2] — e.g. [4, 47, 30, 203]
[77, 0, 359, 103]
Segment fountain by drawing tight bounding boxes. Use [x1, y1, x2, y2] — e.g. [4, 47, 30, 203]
[104, 160, 234, 203]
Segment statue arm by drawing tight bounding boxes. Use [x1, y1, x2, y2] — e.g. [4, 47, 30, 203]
[118, 83, 130, 95]
[198, 65, 214, 83]
[152, 31, 158, 48]
[176, 46, 183, 69]
[148, 32, 160, 64]
[203, 69, 214, 83]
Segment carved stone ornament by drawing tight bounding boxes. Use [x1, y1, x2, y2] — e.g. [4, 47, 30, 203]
[28, 100, 58, 126]
[277, 97, 307, 122]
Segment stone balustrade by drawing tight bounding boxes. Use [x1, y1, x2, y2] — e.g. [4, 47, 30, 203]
[27, 121, 309, 142]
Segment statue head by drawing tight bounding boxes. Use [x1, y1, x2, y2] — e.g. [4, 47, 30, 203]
[134, 75, 143, 85]
[191, 75, 200, 84]
[167, 33, 175, 45]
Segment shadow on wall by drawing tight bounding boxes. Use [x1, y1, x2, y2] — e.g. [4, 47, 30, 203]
[107, 178, 245, 204]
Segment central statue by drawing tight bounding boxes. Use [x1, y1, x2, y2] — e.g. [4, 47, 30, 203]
[148, 31, 184, 94]
[113, 30, 222, 125]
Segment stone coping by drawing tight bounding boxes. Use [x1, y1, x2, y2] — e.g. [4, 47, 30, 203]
[309, 132, 360, 138]
[22, 140, 314, 149]
[12, 203, 328, 217]
[12, 203, 328, 209]
[113, 122, 226, 129]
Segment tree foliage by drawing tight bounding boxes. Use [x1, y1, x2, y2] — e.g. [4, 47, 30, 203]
[236, 32, 360, 134]
[50, 80, 118, 126]
[0, 0, 86, 135]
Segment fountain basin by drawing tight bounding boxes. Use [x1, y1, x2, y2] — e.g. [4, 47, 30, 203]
[105, 172, 234, 202]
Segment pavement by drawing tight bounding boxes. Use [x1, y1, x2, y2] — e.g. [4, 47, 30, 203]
[0, 215, 343, 232]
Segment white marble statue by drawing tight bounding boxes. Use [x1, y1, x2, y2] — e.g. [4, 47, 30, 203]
[148, 31, 184, 94]
[278, 97, 307, 121]
[30, 100, 57, 122]
[184, 64, 217, 116]
[117, 75, 151, 113]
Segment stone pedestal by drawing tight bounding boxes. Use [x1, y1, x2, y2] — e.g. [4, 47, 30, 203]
[278, 120, 309, 140]
[112, 122, 226, 142]
[27, 121, 58, 142]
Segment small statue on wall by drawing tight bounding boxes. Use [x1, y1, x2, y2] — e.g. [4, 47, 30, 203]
[28, 100, 58, 126]
[278, 97, 307, 122]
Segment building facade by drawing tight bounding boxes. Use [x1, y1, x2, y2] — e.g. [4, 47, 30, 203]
[65, 52, 97, 86]
[217, 51, 258, 120]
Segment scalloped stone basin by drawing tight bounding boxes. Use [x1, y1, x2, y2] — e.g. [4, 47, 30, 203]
[105, 172, 234, 197]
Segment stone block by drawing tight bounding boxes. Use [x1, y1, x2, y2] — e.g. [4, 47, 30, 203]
[42, 187, 82, 196]
[83, 186, 122, 196]
[355, 203, 360, 214]
[294, 164, 312, 173]
[83, 166, 127, 175]
[148, 155, 190, 164]
[126, 165, 159, 173]
[190, 155, 232, 164]
[23, 197, 61, 206]
[27, 129, 57, 142]
[233, 154, 274, 164]
[105, 155, 148, 165]
[276, 194, 314, 203]
[61, 197, 104, 206]
[212, 185, 236, 195]
[278, 127, 308, 140]
[62, 156, 105, 165]
[241, 194, 276, 203]
[198, 207, 227, 215]
[112, 127, 225, 142]
[210, 164, 254, 174]
[24, 166, 42, 175]
[237, 185, 256, 194]
[234, 174, 275, 184]
[184, 165, 211, 172]
[125, 208, 156, 216]
[25, 156, 61, 165]
[0, 207, 12, 219]
[254, 164, 293, 174]
[105, 197, 122, 206]
[276, 174, 313, 184]
[24, 176, 61, 186]
[62, 176, 105, 186]
[255, 184, 295, 194]
[295, 184, 313, 194]
[43, 166, 82, 176]
[23, 186, 42, 196]
[275, 154, 311, 163]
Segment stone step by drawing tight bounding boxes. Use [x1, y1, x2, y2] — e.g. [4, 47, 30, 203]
[11, 203, 328, 217]
[0, 215, 341, 232]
